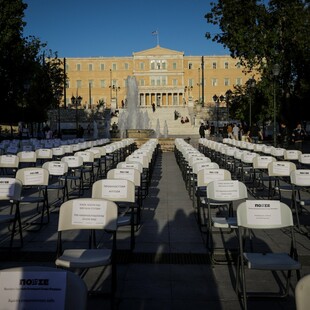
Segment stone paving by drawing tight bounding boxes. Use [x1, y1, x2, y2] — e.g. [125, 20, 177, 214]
[1, 138, 310, 309]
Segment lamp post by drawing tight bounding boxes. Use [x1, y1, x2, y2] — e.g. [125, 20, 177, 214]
[213, 94, 225, 136]
[247, 78, 256, 127]
[184, 85, 193, 104]
[272, 64, 280, 146]
[197, 68, 201, 102]
[71, 95, 82, 131]
[225, 89, 233, 122]
[55, 92, 62, 136]
[109, 85, 120, 109]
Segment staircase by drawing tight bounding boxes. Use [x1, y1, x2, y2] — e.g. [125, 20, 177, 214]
[142, 106, 199, 136]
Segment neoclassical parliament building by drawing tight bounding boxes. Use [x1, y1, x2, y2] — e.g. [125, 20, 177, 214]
[64, 45, 251, 110]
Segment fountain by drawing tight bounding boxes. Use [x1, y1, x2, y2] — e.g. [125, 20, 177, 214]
[117, 76, 153, 138]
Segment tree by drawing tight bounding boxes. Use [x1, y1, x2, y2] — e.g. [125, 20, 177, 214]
[0, 0, 65, 130]
[205, 0, 310, 126]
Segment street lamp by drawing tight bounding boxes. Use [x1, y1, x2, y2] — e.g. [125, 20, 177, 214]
[225, 89, 233, 122]
[109, 85, 121, 109]
[272, 64, 280, 146]
[197, 68, 201, 102]
[184, 85, 193, 104]
[247, 78, 256, 127]
[55, 92, 62, 136]
[213, 94, 225, 136]
[71, 95, 82, 131]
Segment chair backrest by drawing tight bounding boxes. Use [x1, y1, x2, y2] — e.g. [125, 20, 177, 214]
[74, 151, 95, 163]
[237, 200, 293, 229]
[58, 198, 118, 232]
[0, 177, 22, 201]
[42, 161, 69, 176]
[295, 274, 310, 310]
[61, 155, 83, 168]
[117, 161, 143, 174]
[290, 169, 310, 187]
[35, 148, 53, 160]
[197, 168, 231, 187]
[193, 162, 219, 174]
[92, 179, 135, 203]
[299, 154, 310, 165]
[17, 151, 37, 163]
[253, 155, 276, 169]
[0, 266, 88, 310]
[125, 154, 149, 169]
[0, 154, 19, 169]
[267, 161, 296, 177]
[107, 168, 141, 187]
[284, 150, 302, 161]
[240, 152, 258, 164]
[207, 180, 248, 202]
[16, 167, 49, 186]
[189, 156, 211, 168]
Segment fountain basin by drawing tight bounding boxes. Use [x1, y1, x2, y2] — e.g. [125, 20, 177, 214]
[126, 129, 154, 138]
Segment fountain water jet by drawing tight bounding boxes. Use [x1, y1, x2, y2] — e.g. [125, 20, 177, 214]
[117, 76, 153, 138]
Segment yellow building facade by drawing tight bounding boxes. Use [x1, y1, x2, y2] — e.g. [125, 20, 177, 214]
[64, 45, 250, 109]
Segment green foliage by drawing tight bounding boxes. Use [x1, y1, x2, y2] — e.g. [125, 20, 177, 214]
[0, 0, 65, 125]
[205, 0, 310, 125]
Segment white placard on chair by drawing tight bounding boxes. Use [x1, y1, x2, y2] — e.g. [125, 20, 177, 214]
[246, 200, 281, 225]
[114, 169, 134, 182]
[204, 169, 224, 183]
[24, 170, 44, 185]
[102, 179, 127, 199]
[0, 271, 66, 310]
[0, 178, 16, 198]
[72, 200, 107, 225]
[273, 162, 290, 175]
[213, 180, 239, 199]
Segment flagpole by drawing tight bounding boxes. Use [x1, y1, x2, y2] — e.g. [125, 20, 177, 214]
[156, 30, 159, 46]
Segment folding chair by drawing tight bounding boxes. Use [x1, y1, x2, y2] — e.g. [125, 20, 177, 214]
[0, 177, 23, 247]
[55, 198, 118, 296]
[17, 151, 37, 168]
[92, 179, 136, 250]
[0, 266, 88, 310]
[206, 180, 248, 264]
[195, 168, 231, 231]
[61, 155, 84, 198]
[15, 167, 50, 228]
[236, 200, 301, 310]
[295, 274, 310, 310]
[267, 161, 296, 199]
[290, 169, 310, 230]
[75, 151, 96, 187]
[42, 161, 69, 205]
[35, 148, 53, 166]
[0, 154, 19, 177]
[107, 168, 142, 225]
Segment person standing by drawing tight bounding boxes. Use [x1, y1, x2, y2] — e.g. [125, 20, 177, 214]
[227, 123, 233, 139]
[278, 122, 290, 149]
[249, 122, 263, 143]
[199, 123, 205, 138]
[232, 123, 239, 140]
[292, 122, 306, 151]
[152, 102, 156, 112]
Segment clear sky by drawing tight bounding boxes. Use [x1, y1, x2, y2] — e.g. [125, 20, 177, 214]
[23, 0, 229, 58]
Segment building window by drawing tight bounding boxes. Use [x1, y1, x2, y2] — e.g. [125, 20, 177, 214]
[224, 78, 230, 86]
[88, 64, 93, 71]
[112, 63, 117, 70]
[211, 78, 218, 86]
[100, 63, 105, 71]
[151, 78, 155, 86]
[140, 62, 144, 70]
[173, 79, 178, 86]
[124, 63, 129, 70]
[65, 64, 69, 71]
[66, 80, 70, 88]
[162, 78, 167, 86]
[112, 79, 117, 87]
[140, 79, 145, 86]
[224, 62, 229, 69]
[236, 78, 242, 85]
[236, 62, 241, 68]
[76, 64, 81, 71]
[151, 61, 155, 70]
[100, 80, 106, 88]
[162, 62, 166, 70]
[212, 62, 217, 69]
[88, 80, 94, 88]
[76, 80, 82, 88]
[188, 79, 194, 87]
[173, 62, 177, 70]
[188, 63, 193, 69]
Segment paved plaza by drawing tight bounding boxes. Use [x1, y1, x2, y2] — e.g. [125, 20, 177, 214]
[1, 137, 310, 309]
